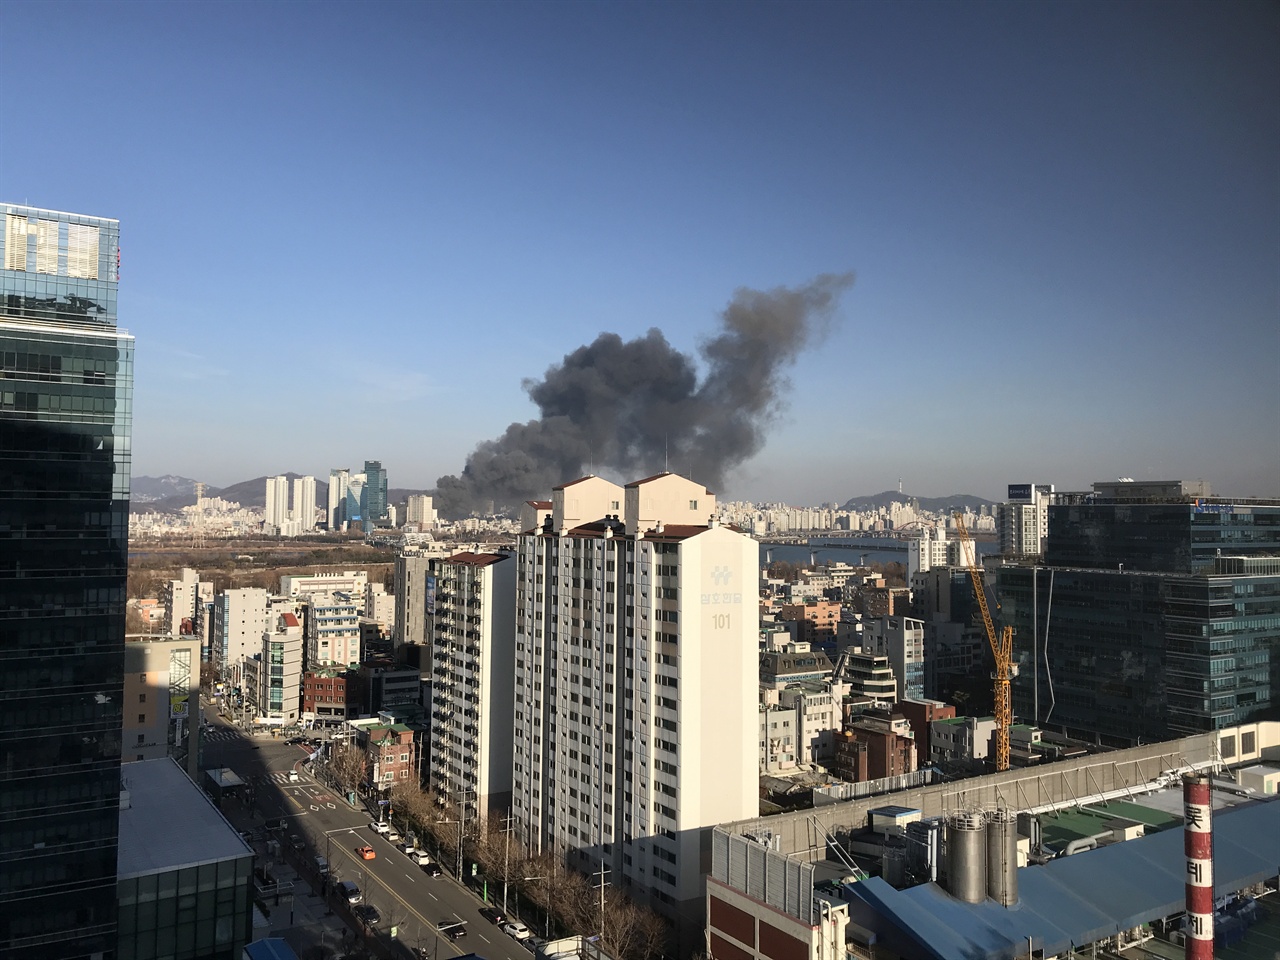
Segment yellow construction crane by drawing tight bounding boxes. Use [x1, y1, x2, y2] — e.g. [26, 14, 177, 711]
[953, 513, 1013, 772]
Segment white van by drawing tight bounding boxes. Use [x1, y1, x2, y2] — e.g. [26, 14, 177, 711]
[411, 851, 432, 866]
[288, 770, 300, 783]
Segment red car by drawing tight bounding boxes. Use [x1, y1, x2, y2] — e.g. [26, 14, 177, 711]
[356, 845, 376, 860]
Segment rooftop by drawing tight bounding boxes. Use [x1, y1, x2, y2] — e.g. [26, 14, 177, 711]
[118, 758, 251, 880]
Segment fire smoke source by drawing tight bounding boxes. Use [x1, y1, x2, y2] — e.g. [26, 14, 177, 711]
[435, 272, 854, 517]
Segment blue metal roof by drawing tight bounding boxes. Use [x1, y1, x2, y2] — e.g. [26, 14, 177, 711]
[243, 939, 300, 960]
[843, 798, 1280, 960]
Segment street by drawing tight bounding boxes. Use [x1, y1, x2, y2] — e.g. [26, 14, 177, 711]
[201, 698, 539, 960]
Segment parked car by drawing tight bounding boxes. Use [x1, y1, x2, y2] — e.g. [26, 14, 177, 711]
[385, 828, 402, 843]
[338, 880, 361, 905]
[288, 834, 304, 851]
[480, 907, 506, 925]
[397, 840, 416, 856]
[354, 904, 381, 925]
[314, 856, 329, 877]
[524, 937, 547, 954]
[356, 845, 376, 860]
[502, 921, 532, 941]
[422, 861, 443, 877]
[439, 920, 467, 941]
[369, 821, 390, 835]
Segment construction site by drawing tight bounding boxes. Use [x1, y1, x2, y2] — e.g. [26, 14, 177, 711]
[707, 721, 1280, 960]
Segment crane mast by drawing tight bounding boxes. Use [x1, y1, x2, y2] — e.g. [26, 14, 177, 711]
[954, 513, 1013, 772]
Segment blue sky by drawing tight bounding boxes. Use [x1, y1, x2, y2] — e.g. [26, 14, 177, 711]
[3, 0, 1276, 503]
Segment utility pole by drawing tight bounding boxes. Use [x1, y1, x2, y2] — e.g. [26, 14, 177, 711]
[501, 814, 517, 912]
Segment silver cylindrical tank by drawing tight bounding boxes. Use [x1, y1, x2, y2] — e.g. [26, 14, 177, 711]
[947, 813, 987, 903]
[986, 809, 1019, 906]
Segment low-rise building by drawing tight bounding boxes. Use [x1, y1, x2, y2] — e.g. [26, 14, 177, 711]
[349, 717, 419, 795]
[303, 668, 355, 727]
[831, 710, 917, 782]
[118, 758, 255, 960]
[929, 715, 999, 767]
[123, 634, 201, 778]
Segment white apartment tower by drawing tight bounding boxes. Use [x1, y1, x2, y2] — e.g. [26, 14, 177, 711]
[213, 587, 270, 681]
[328, 468, 351, 530]
[513, 473, 757, 924]
[265, 475, 289, 530]
[427, 552, 516, 826]
[996, 483, 1054, 557]
[292, 475, 317, 531]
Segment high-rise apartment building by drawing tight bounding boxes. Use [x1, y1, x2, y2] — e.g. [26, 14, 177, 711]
[160, 566, 211, 637]
[1, 202, 132, 957]
[998, 481, 1280, 742]
[305, 592, 361, 667]
[427, 552, 516, 827]
[513, 473, 758, 930]
[394, 550, 433, 648]
[264, 475, 289, 530]
[406, 494, 436, 529]
[996, 483, 1054, 557]
[291, 475, 316, 531]
[328, 468, 350, 530]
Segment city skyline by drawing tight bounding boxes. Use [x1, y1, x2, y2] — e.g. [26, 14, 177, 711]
[2, 2, 1276, 503]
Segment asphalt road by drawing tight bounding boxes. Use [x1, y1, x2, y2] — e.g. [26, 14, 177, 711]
[200, 699, 539, 960]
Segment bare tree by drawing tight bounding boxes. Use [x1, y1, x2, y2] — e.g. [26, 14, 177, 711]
[327, 743, 367, 795]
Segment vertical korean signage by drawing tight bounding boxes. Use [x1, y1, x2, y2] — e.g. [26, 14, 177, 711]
[1182, 774, 1213, 960]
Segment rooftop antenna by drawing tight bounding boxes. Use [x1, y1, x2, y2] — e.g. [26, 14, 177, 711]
[665, 434, 669, 472]
[898, 477, 903, 495]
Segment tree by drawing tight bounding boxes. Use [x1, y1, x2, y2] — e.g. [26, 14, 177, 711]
[327, 743, 367, 795]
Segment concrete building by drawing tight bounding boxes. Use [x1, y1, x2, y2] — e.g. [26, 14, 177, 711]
[393, 549, 433, 648]
[123, 634, 202, 778]
[291, 475, 316, 531]
[929, 715, 999, 767]
[907, 530, 951, 580]
[280, 570, 369, 599]
[357, 657, 424, 717]
[264, 475, 289, 532]
[996, 483, 1054, 558]
[348, 718, 418, 796]
[364, 581, 395, 628]
[118, 758, 255, 960]
[406, 494, 436, 529]
[242, 613, 303, 727]
[1, 203, 133, 955]
[327, 468, 350, 530]
[302, 668, 354, 728]
[838, 650, 899, 707]
[758, 683, 846, 774]
[513, 473, 758, 935]
[831, 711, 917, 782]
[864, 616, 925, 702]
[777, 600, 842, 648]
[304, 592, 361, 667]
[760, 642, 835, 688]
[160, 567, 212, 637]
[427, 551, 515, 826]
[212, 587, 270, 680]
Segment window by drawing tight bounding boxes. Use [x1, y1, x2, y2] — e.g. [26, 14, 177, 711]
[138, 713, 146, 723]
[66, 223, 100, 279]
[689, 500, 698, 510]
[136, 734, 145, 745]
[4, 215, 27, 270]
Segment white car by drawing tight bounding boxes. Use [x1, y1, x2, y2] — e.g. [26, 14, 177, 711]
[369, 821, 390, 835]
[502, 922, 532, 941]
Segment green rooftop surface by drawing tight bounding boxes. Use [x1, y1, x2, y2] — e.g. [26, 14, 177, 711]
[1038, 799, 1180, 849]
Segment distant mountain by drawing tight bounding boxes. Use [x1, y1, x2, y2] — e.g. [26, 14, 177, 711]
[840, 490, 994, 514]
[131, 474, 200, 502]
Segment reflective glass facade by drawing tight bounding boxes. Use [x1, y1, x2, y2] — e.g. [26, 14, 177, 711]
[0, 203, 132, 958]
[998, 497, 1280, 745]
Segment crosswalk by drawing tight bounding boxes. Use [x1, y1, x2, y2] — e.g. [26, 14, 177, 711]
[202, 727, 243, 742]
[253, 772, 303, 786]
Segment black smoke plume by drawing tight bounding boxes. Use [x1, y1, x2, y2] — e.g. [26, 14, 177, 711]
[435, 272, 854, 517]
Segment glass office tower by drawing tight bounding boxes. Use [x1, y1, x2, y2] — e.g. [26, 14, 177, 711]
[361, 459, 388, 531]
[998, 488, 1280, 745]
[0, 203, 133, 958]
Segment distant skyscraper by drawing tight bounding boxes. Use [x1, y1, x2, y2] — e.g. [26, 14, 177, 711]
[291, 475, 316, 531]
[362, 460, 388, 531]
[1, 202, 132, 957]
[264, 475, 289, 530]
[996, 483, 1053, 557]
[328, 468, 350, 530]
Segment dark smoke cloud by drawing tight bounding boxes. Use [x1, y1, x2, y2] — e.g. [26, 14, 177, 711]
[436, 272, 854, 517]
